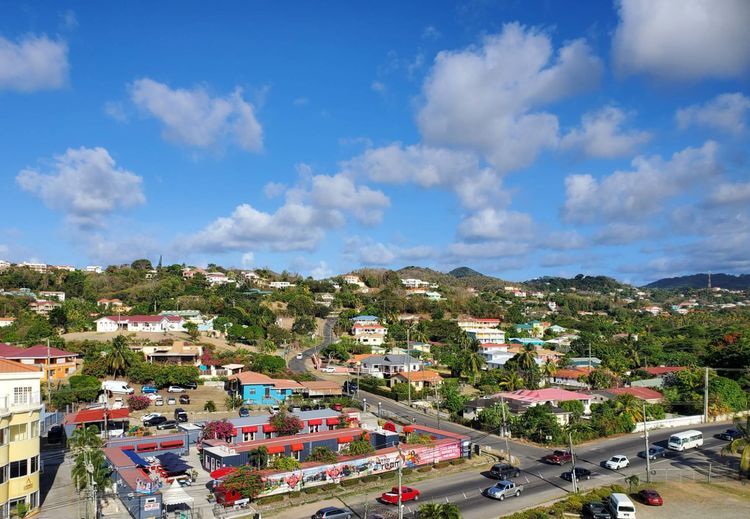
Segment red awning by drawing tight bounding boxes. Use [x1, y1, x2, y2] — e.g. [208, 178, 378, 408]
[326, 418, 339, 426]
[242, 426, 258, 433]
[120, 445, 135, 451]
[307, 419, 322, 426]
[266, 445, 285, 454]
[337, 436, 353, 444]
[137, 443, 158, 451]
[290, 443, 304, 452]
[160, 440, 184, 448]
[263, 424, 276, 433]
[210, 467, 237, 480]
[403, 426, 415, 433]
[231, 428, 238, 436]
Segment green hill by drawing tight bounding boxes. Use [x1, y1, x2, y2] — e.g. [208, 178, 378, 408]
[645, 273, 750, 289]
[523, 274, 630, 293]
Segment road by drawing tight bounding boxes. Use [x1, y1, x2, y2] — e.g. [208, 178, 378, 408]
[289, 316, 336, 373]
[340, 422, 737, 519]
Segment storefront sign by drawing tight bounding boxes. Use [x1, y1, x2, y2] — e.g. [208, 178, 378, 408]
[144, 503, 160, 511]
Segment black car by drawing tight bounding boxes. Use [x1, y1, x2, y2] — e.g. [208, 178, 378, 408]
[183, 381, 198, 390]
[144, 415, 168, 427]
[174, 408, 188, 422]
[717, 429, 742, 440]
[47, 425, 64, 444]
[157, 419, 178, 430]
[561, 467, 591, 481]
[582, 502, 612, 519]
[238, 407, 250, 417]
[179, 394, 190, 404]
[490, 463, 521, 478]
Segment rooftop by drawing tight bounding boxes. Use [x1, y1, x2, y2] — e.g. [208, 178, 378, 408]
[0, 343, 78, 359]
[64, 407, 130, 425]
[0, 357, 42, 373]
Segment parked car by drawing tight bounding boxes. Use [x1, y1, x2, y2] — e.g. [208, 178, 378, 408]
[47, 425, 64, 444]
[637, 489, 663, 506]
[296, 354, 303, 359]
[582, 502, 612, 519]
[561, 467, 591, 481]
[330, 403, 343, 412]
[167, 397, 176, 405]
[321, 367, 336, 373]
[183, 381, 198, 390]
[490, 463, 520, 479]
[604, 455, 629, 470]
[638, 445, 666, 460]
[146, 393, 159, 401]
[238, 407, 250, 417]
[101, 380, 134, 395]
[311, 507, 352, 519]
[154, 396, 164, 406]
[141, 385, 158, 394]
[717, 429, 742, 441]
[112, 397, 124, 409]
[269, 405, 280, 414]
[380, 486, 420, 504]
[141, 412, 162, 422]
[483, 480, 523, 500]
[179, 394, 190, 404]
[167, 386, 185, 393]
[156, 420, 178, 430]
[144, 416, 168, 427]
[174, 408, 188, 422]
[543, 450, 573, 465]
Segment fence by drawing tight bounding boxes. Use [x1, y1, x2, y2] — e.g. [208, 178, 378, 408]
[627, 461, 743, 485]
[633, 415, 703, 432]
[41, 410, 65, 436]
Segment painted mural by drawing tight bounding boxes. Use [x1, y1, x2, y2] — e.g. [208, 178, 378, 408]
[257, 440, 462, 497]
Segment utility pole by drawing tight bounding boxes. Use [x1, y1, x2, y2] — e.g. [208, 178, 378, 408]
[397, 444, 404, 519]
[46, 337, 51, 406]
[703, 367, 709, 423]
[500, 398, 511, 463]
[435, 383, 441, 430]
[643, 402, 651, 483]
[406, 325, 412, 407]
[568, 432, 578, 493]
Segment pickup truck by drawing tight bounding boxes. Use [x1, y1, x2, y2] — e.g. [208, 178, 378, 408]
[483, 480, 523, 501]
[543, 450, 573, 465]
[380, 486, 420, 504]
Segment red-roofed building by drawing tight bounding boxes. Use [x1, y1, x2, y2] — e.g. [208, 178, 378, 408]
[605, 387, 664, 404]
[95, 314, 185, 333]
[494, 388, 592, 414]
[642, 366, 686, 377]
[548, 366, 592, 389]
[0, 343, 80, 379]
[64, 407, 130, 438]
[393, 369, 443, 390]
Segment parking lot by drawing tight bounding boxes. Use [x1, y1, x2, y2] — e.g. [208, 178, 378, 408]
[633, 481, 750, 519]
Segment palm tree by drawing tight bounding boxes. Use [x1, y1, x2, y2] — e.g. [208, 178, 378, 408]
[614, 394, 644, 423]
[106, 335, 130, 380]
[70, 425, 103, 454]
[542, 360, 557, 383]
[516, 346, 538, 372]
[498, 370, 525, 391]
[418, 502, 462, 519]
[248, 447, 269, 469]
[461, 350, 485, 385]
[722, 417, 750, 477]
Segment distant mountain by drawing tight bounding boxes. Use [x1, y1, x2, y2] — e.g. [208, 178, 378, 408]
[395, 266, 508, 290]
[645, 273, 750, 289]
[524, 274, 629, 293]
[448, 266, 484, 278]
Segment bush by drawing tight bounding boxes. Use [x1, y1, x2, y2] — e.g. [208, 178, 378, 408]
[434, 461, 450, 469]
[256, 495, 284, 505]
[361, 475, 378, 483]
[127, 395, 151, 411]
[204, 400, 217, 412]
[417, 466, 432, 473]
[450, 458, 466, 465]
[402, 468, 413, 476]
[322, 483, 337, 492]
[303, 486, 320, 494]
[341, 479, 359, 487]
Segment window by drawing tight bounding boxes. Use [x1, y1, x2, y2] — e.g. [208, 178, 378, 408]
[30, 455, 39, 474]
[29, 491, 39, 510]
[13, 387, 32, 405]
[8, 499, 25, 516]
[0, 464, 8, 483]
[0, 427, 7, 445]
[10, 459, 28, 478]
[264, 387, 270, 399]
[309, 425, 320, 433]
[31, 421, 39, 438]
[10, 424, 27, 442]
[292, 450, 301, 461]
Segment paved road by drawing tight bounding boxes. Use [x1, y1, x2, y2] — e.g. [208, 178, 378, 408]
[341, 422, 736, 519]
[289, 316, 336, 373]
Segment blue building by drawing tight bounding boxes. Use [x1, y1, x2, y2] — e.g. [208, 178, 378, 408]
[229, 371, 303, 405]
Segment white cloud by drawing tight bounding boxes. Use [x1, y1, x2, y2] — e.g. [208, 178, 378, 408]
[457, 208, 534, 241]
[563, 141, 721, 224]
[241, 252, 255, 268]
[309, 261, 332, 279]
[342, 143, 506, 209]
[593, 223, 653, 245]
[344, 237, 435, 266]
[613, 0, 750, 80]
[104, 101, 128, 122]
[422, 25, 441, 40]
[130, 78, 263, 152]
[417, 22, 602, 171]
[371, 80, 386, 93]
[709, 182, 750, 204]
[0, 34, 68, 92]
[308, 174, 390, 225]
[676, 93, 750, 134]
[560, 106, 651, 158]
[81, 232, 160, 265]
[263, 182, 286, 198]
[16, 147, 145, 229]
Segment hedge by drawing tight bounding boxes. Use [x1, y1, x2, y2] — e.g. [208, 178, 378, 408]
[434, 461, 450, 469]
[303, 487, 320, 494]
[402, 468, 413, 476]
[417, 466, 432, 473]
[256, 495, 284, 505]
[450, 458, 466, 465]
[322, 483, 337, 492]
[362, 475, 378, 483]
[341, 479, 360, 487]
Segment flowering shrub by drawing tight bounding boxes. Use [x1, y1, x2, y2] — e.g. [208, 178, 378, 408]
[202, 419, 235, 441]
[269, 411, 303, 436]
[127, 395, 151, 411]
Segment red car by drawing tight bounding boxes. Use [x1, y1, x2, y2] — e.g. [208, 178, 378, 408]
[543, 450, 573, 465]
[637, 489, 663, 506]
[380, 486, 420, 504]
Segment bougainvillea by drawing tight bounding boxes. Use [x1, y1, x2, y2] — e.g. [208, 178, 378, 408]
[127, 395, 151, 411]
[202, 419, 235, 441]
[222, 466, 265, 499]
[269, 411, 303, 436]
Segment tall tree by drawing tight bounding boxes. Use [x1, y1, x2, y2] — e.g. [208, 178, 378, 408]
[721, 417, 750, 477]
[105, 335, 130, 380]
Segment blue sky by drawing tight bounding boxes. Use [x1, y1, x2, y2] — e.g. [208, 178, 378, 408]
[1, 1, 749, 284]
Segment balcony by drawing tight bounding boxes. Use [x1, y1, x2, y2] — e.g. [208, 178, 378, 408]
[0, 392, 43, 413]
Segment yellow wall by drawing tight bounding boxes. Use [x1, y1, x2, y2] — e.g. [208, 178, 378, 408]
[2, 410, 40, 506]
[7, 473, 38, 500]
[0, 481, 8, 505]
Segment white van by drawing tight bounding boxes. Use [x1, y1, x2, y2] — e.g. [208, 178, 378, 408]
[101, 380, 134, 395]
[668, 429, 703, 451]
[608, 493, 636, 519]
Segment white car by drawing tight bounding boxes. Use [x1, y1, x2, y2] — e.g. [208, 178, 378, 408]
[146, 393, 159, 401]
[155, 397, 164, 406]
[141, 413, 162, 422]
[167, 386, 185, 393]
[605, 455, 630, 470]
[321, 367, 336, 373]
[112, 397, 124, 410]
[296, 354, 303, 360]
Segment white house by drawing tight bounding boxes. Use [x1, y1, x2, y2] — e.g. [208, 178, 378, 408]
[38, 290, 66, 302]
[0, 317, 15, 328]
[401, 278, 430, 289]
[85, 265, 103, 273]
[479, 343, 516, 369]
[205, 272, 234, 286]
[425, 291, 442, 300]
[351, 323, 388, 346]
[29, 300, 61, 316]
[456, 318, 501, 331]
[19, 262, 47, 273]
[466, 328, 505, 344]
[356, 355, 423, 377]
[268, 281, 295, 289]
[95, 315, 185, 333]
[0, 260, 10, 270]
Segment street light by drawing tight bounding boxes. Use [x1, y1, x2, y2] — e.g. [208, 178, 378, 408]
[363, 398, 367, 412]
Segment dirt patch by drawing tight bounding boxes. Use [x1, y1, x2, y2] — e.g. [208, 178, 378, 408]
[636, 481, 750, 519]
[61, 330, 243, 352]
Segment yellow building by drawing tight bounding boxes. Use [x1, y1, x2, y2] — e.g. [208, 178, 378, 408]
[0, 359, 43, 517]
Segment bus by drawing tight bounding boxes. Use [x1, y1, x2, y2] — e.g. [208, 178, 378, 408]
[667, 429, 703, 451]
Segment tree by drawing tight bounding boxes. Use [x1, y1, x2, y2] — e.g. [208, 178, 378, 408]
[721, 417, 750, 477]
[222, 466, 265, 499]
[307, 446, 338, 463]
[48, 306, 68, 330]
[204, 400, 217, 412]
[498, 370, 526, 391]
[248, 447, 269, 469]
[292, 315, 316, 336]
[343, 437, 374, 456]
[439, 379, 468, 418]
[70, 425, 111, 492]
[614, 394, 644, 424]
[511, 404, 563, 444]
[271, 455, 301, 471]
[184, 321, 199, 340]
[477, 402, 510, 432]
[270, 411, 303, 436]
[225, 394, 244, 410]
[252, 354, 286, 375]
[127, 395, 151, 411]
[202, 419, 234, 441]
[321, 342, 350, 362]
[130, 259, 153, 270]
[105, 335, 130, 380]
[461, 350, 485, 385]
[418, 502, 462, 519]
